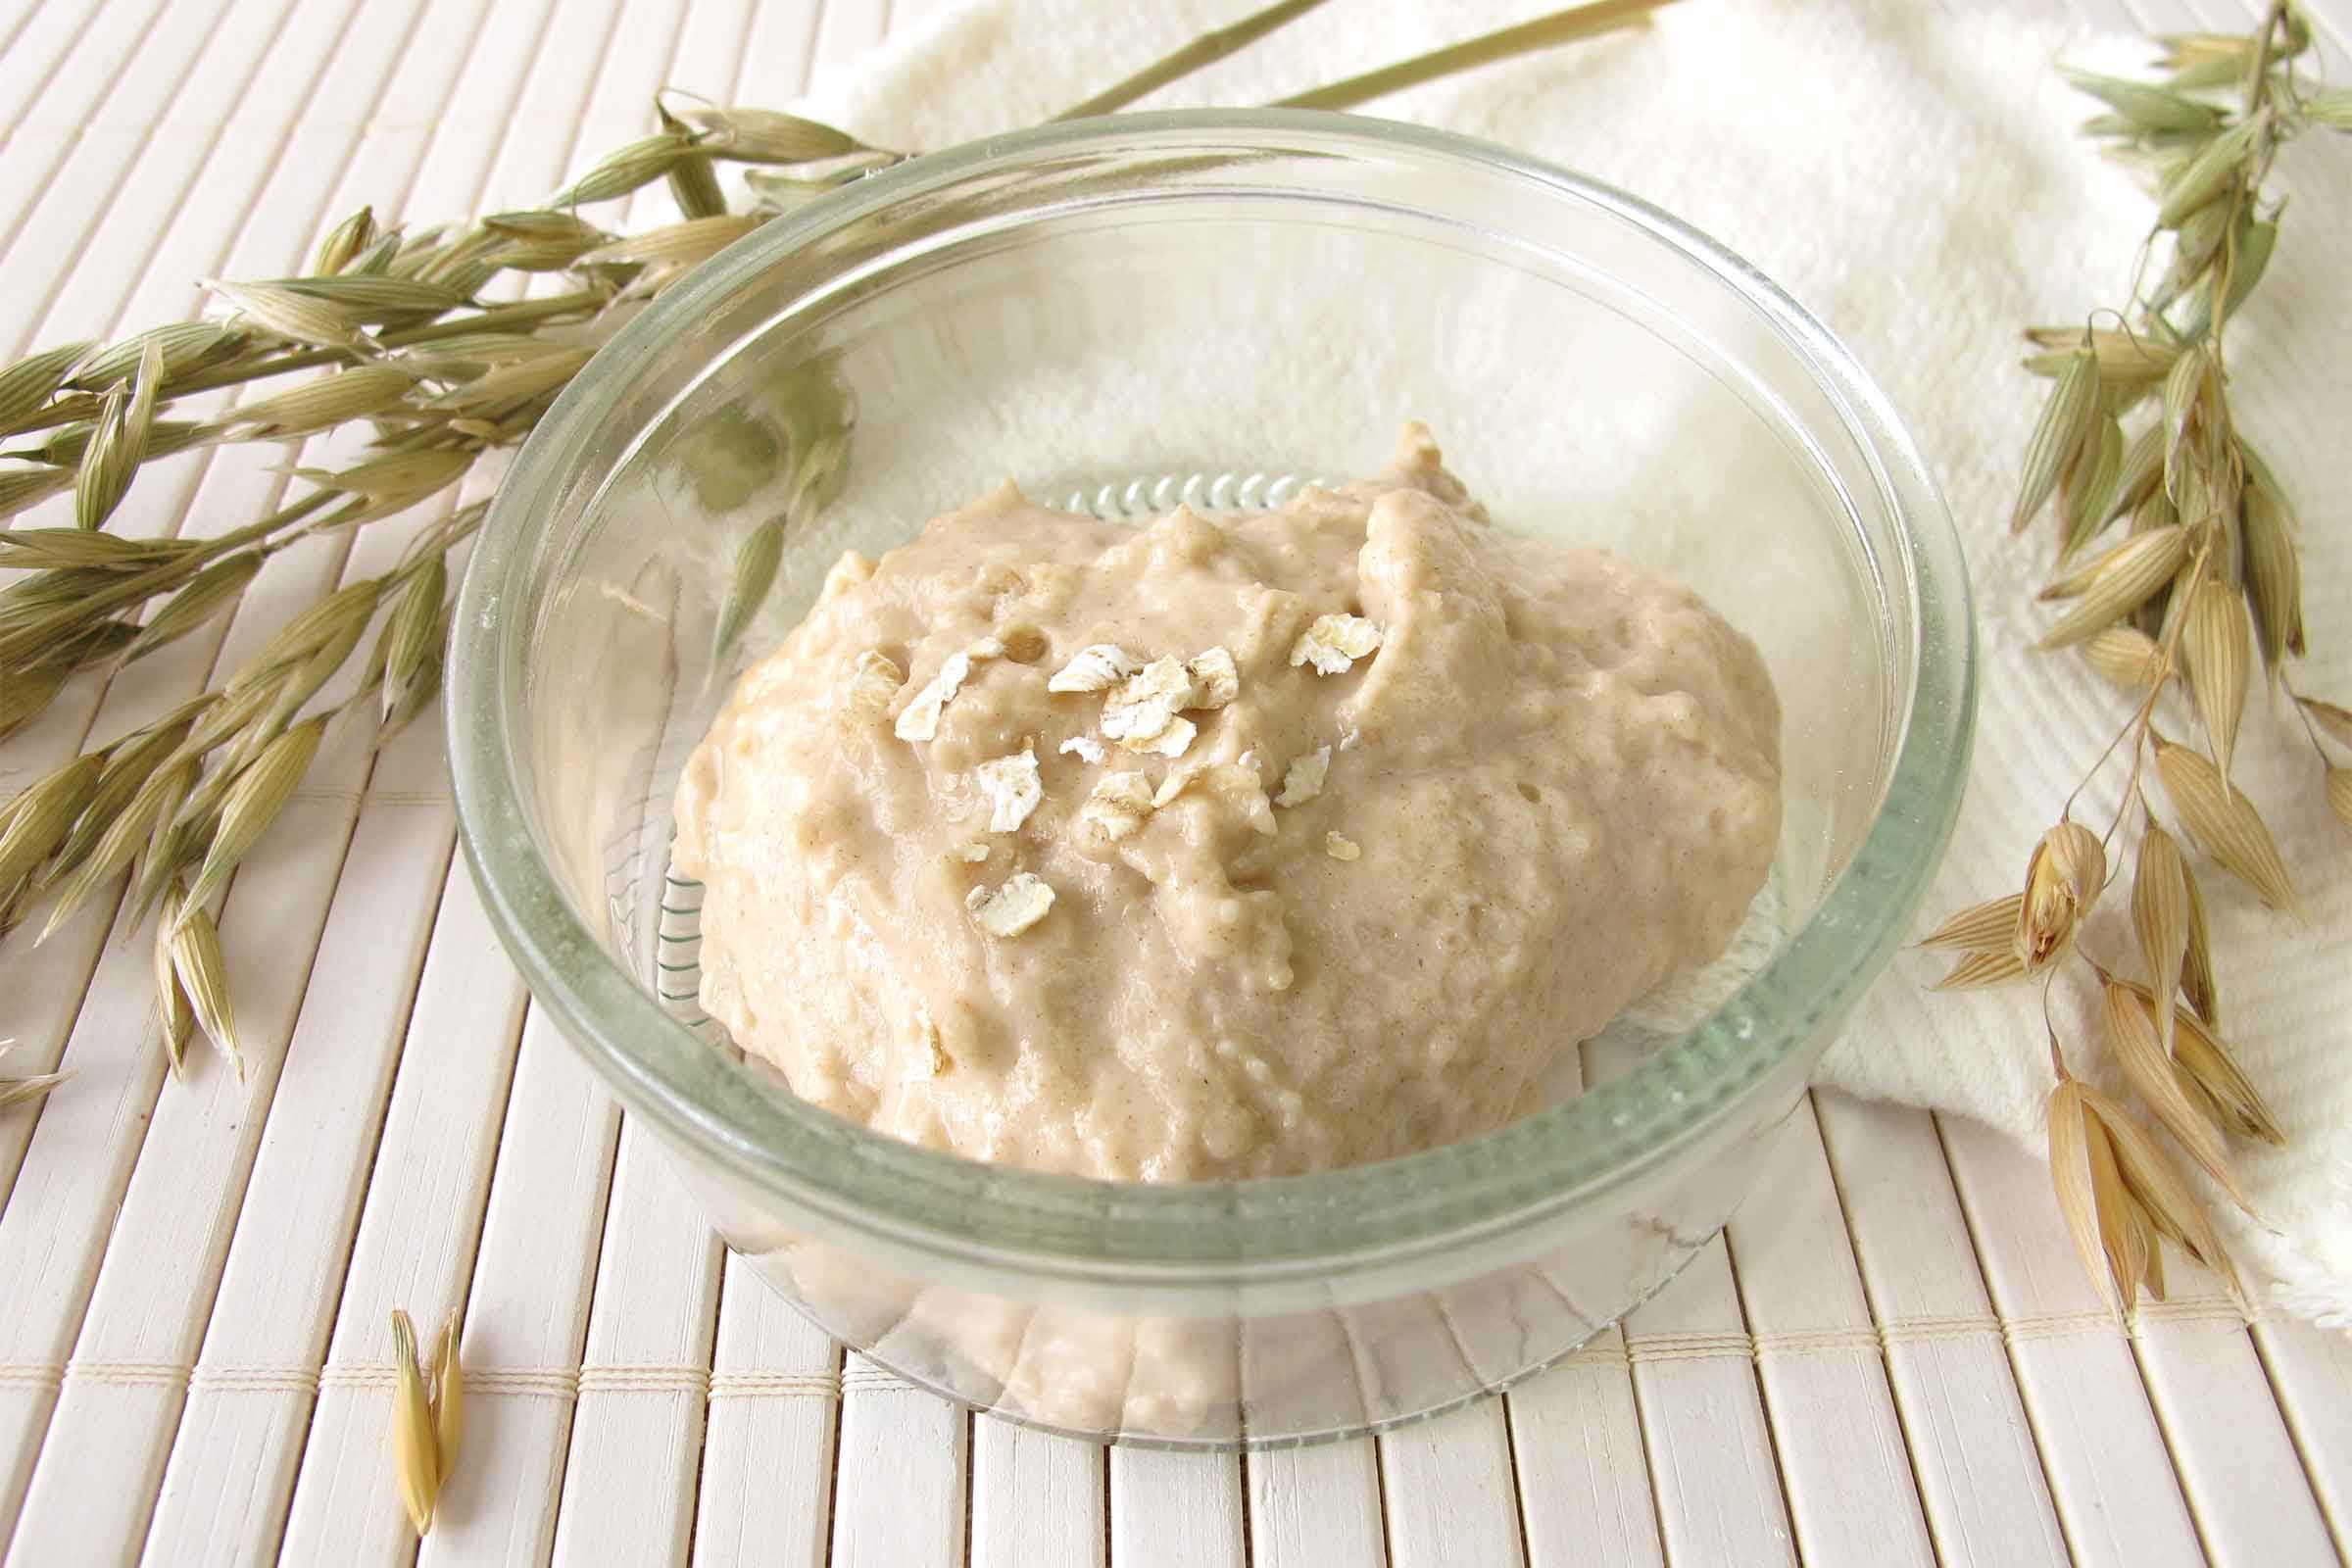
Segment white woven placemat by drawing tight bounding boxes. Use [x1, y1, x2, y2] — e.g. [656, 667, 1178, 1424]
[2, 0, 2349, 1563]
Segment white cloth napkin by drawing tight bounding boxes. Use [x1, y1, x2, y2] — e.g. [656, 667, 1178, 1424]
[796, 0, 2352, 1321]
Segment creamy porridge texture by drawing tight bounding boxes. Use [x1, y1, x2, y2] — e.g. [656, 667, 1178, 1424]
[670, 426, 1782, 1181]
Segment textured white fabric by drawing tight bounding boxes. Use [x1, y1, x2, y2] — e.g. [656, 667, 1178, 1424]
[798, 0, 2352, 1320]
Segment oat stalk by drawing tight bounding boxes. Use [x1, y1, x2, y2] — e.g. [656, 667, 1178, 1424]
[1931, 1, 2348, 1310]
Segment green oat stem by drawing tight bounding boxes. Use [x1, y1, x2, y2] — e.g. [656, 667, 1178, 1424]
[1270, 0, 1680, 111]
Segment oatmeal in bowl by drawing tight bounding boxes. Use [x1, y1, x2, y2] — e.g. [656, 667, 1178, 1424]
[673, 425, 1781, 1181]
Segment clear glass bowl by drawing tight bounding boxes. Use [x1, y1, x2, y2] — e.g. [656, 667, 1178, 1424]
[446, 112, 1974, 1446]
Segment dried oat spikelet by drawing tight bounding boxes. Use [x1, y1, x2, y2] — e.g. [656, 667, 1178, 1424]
[2239, 472, 2302, 671]
[2132, 823, 2192, 1056]
[431, 1310, 464, 1491]
[2178, 845, 2219, 1024]
[2303, 696, 2352, 754]
[2016, 819, 2104, 969]
[153, 900, 194, 1078]
[295, 448, 471, 503]
[678, 104, 864, 164]
[313, 205, 377, 275]
[223, 365, 416, 439]
[2183, 579, 2251, 788]
[2035, 525, 2187, 648]
[2157, 108, 2271, 230]
[2082, 625, 2167, 691]
[2059, 66, 2224, 135]
[175, 718, 325, 929]
[377, 558, 448, 734]
[0, 756, 101, 895]
[0, 1043, 71, 1113]
[165, 885, 244, 1080]
[229, 578, 384, 695]
[2328, 768, 2352, 833]
[0, 340, 93, 431]
[2100, 971, 2247, 1209]
[579, 214, 761, 270]
[203, 278, 378, 353]
[2118, 980, 2283, 1146]
[74, 339, 164, 532]
[45, 714, 193, 881]
[2012, 345, 2100, 534]
[2154, 739, 2299, 914]
[2061, 415, 2126, 557]
[1917, 892, 2026, 953]
[64, 320, 239, 394]
[2155, 30, 2259, 91]
[35, 759, 197, 944]
[2049, 1073, 2151, 1315]
[2050, 1071, 2243, 1316]
[1933, 949, 2028, 991]
[549, 130, 698, 208]
[389, 1307, 465, 1537]
[125, 555, 266, 663]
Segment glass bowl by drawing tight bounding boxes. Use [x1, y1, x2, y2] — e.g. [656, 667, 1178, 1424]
[447, 111, 1974, 1446]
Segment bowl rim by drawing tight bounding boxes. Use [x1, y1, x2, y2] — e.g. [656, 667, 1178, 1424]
[447, 108, 1977, 1287]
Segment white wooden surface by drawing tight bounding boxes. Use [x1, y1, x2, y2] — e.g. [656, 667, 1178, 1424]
[2, 0, 2349, 1563]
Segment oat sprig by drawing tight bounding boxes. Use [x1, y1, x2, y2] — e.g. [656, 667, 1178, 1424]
[1930, 1, 2348, 1309]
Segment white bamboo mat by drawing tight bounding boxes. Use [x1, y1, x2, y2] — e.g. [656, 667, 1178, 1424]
[2, 0, 2350, 1563]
